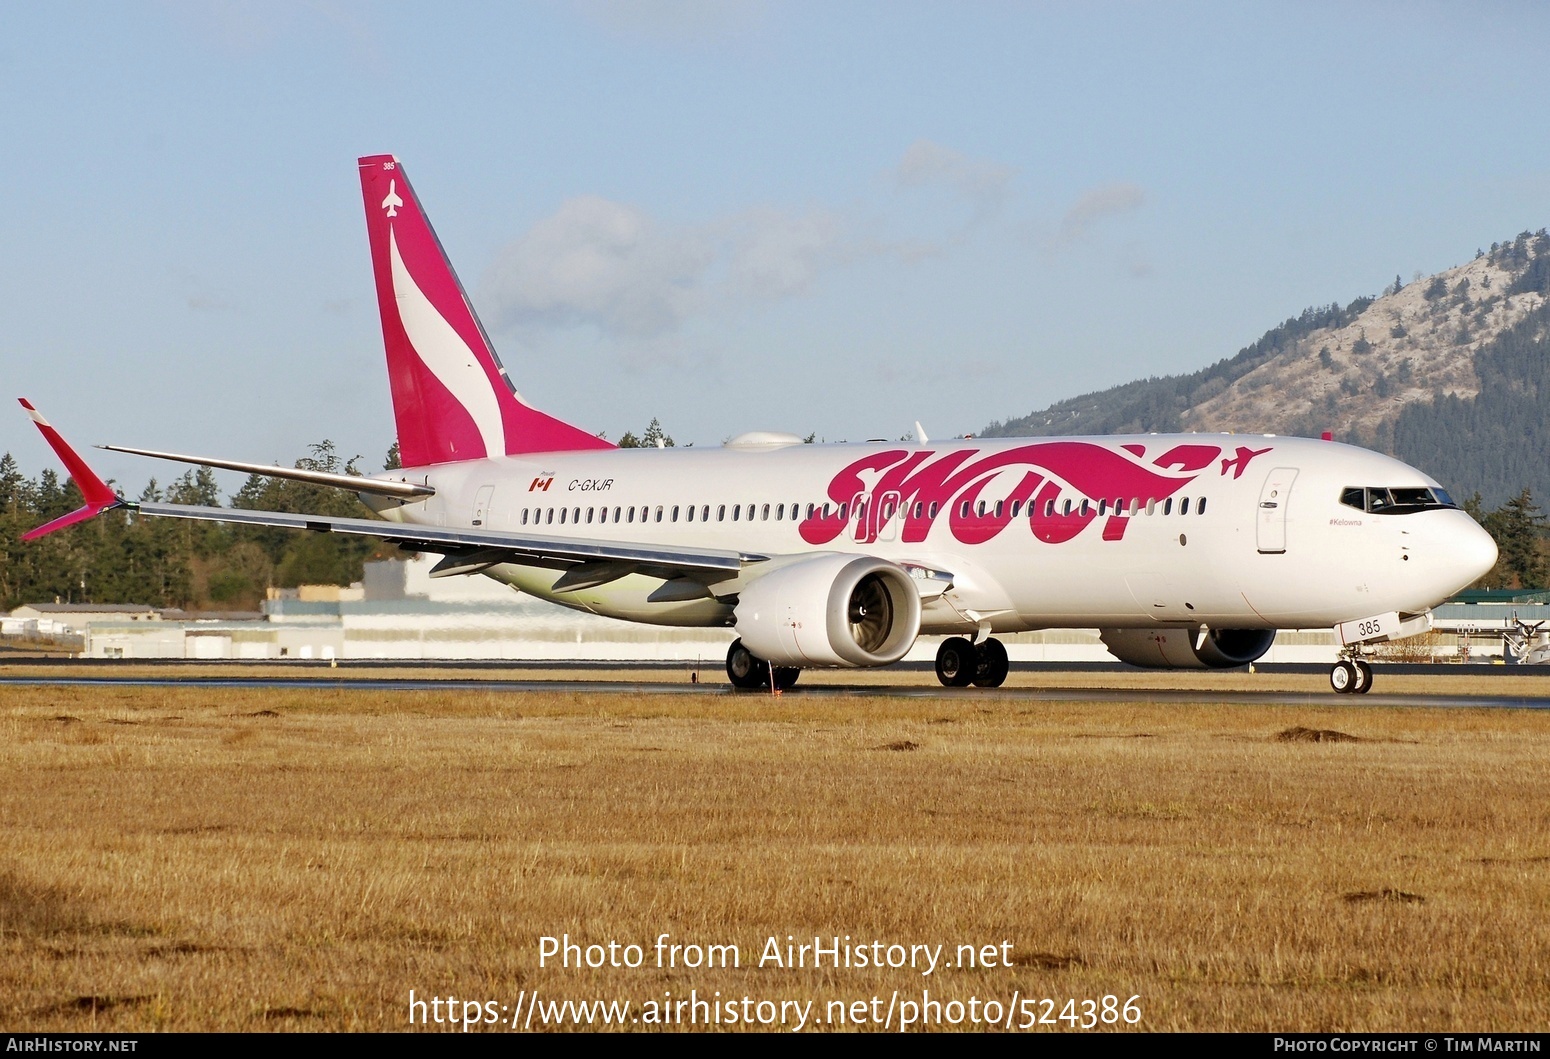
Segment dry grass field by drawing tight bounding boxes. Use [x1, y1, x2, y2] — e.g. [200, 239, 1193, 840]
[1, 674, 1547, 1032]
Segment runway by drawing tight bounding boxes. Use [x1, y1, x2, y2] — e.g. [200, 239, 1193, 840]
[3, 671, 1548, 710]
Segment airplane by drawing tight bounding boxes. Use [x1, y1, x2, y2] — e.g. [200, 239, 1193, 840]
[18, 154, 1500, 695]
[1504, 618, 1550, 665]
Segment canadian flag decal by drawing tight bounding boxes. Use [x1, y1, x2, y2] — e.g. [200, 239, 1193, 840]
[529, 477, 554, 492]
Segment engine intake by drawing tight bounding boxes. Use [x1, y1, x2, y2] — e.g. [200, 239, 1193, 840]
[734, 554, 922, 668]
[1100, 627, 1275, 669]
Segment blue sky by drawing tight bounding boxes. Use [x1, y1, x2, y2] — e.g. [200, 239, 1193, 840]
[4, 1, 1549, 490]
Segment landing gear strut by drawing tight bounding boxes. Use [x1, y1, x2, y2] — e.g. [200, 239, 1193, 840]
[936, 636, 1009, 688]
[1330, 653, 1373, 695]
[725, 638, 799, 691]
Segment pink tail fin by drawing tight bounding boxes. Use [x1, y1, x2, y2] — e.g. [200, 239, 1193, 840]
[357, 155, 612, 465]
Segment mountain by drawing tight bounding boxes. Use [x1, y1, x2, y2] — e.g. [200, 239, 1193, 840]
[983, 230, 1550, 507]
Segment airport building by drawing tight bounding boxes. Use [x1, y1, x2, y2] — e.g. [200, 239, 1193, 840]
[3, 556, 1534, 665]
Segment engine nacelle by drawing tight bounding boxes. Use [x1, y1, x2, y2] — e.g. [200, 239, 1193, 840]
[1100, 627, 1275, 669]
[735, 554, 922, 668]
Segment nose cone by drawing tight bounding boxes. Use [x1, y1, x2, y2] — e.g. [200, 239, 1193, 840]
[1450, 517, 1499, 590]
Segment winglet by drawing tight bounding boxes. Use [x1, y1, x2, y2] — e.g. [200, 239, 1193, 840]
[18, 399, 122, 540]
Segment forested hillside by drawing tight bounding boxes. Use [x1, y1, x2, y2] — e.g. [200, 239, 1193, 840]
[985, 230, 1550, 507]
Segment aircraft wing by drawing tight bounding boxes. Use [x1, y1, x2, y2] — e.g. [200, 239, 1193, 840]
[133, 500, 762, 580]
[98, 444, 435, 499]
[19, 399, 763, 585]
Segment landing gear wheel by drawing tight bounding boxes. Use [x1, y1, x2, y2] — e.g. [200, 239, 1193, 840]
[1330, 660, 1356, 694]
[936, 637, 977, 687]
[726, 639, 769, 690]
[972, 637, 1010, 688]
[1352, 660, 1372, 695]
[771, 666, 800, 691]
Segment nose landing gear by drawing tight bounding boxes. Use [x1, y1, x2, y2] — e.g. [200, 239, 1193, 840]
[1330, 655, 1373, 694]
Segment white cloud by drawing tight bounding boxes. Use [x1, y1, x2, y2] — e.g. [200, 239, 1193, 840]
[482, 198, 853, 338]
[482, 142, 1014, 341]
[482, 196, 717, 338]
[721, 206, 845, 301]
[1055, 182, 1146, 245]
[894, 139, 1015, 217]
[185, 293, 232, 311]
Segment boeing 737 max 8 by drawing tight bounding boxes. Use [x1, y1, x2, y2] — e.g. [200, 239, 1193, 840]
[19, 155, 1498, 693]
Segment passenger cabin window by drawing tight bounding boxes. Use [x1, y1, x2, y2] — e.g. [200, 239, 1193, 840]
[1162, 498, 1172, 515]
[1198, 498, 1208, 514]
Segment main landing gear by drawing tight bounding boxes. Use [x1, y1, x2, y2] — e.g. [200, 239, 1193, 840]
[725, 639, 799, 691]
[935, 636, 1010, 688]
[1329, 654, 1373, 695]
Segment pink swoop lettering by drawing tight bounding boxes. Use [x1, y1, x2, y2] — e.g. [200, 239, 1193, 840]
[799, 441, 1243, 546]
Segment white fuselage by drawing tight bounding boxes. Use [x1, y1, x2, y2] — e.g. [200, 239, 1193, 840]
[368, 433, 1496, 636]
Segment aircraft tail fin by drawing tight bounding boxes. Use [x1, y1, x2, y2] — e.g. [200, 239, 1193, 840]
[357, 155, 612, 466]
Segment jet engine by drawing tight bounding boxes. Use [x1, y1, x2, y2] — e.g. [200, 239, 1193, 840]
[734, 554, 922, 668]
[1099, 627, 1275, 669]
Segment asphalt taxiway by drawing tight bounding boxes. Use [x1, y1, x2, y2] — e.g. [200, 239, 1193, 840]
[2, 670, 1547, 710]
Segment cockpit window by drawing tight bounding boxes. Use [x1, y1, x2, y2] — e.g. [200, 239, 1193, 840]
[1338, 486, 1459, 515]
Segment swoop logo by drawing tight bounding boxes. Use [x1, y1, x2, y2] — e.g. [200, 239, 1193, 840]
[798, 441, 1272, 547]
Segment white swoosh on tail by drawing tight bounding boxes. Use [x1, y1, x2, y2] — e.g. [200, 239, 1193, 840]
[389, 228, 505, 458]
